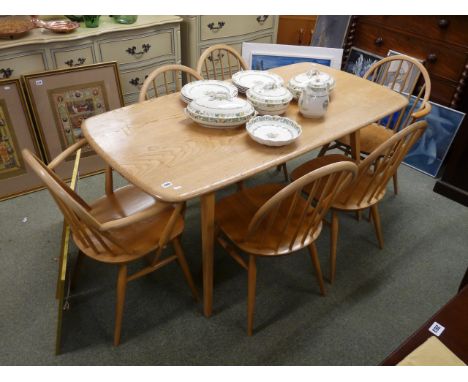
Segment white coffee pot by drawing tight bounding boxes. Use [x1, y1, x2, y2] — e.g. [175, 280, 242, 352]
[298, 71, 330, 118]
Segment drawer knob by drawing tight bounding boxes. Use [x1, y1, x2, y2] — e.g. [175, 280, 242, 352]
[207, 21, 225, 32]
[0, 67, 14, 79]
[64, 58, 86, 67]
[126, 44, 151, 57]
[256, 16, 269, 24]
[427, 53, 437, 63]
[374, 37, 384, 46]
[129, 75, 148, 88]
[438, 18, 449, 28]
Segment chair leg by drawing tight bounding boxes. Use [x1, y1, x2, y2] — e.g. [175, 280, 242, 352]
[308, 242, 326, 296]
[330, 210, 339, 284]
[247, 255, 257, 336]
[370, 204, 384, 249]
[236, 181, 244, 191]
[172, 237, 199, 302]
[392, 172, 399, 195]
[70, 250, 84, 291]
[355, 210, 361, 221]
[114, 264, 128, 346]
[317, 143, 330, 157]
[281, 163, 289, 182]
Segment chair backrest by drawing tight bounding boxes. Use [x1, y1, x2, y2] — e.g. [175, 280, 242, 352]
[196, 44, 248, 80]
[138, 64, 203, 102]
[341, 120, 428, 208]
[364, 55, 432, 130]
[245, 161, 358, 253]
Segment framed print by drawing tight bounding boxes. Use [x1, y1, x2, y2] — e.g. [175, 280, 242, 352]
[401, 96, 465, 177]
[242, 43, 343, 71]
[344, 47, 382, 77]
[385, 50, 424, 93]
[0, 78, 44, 201]
[23, 62, 124, 178]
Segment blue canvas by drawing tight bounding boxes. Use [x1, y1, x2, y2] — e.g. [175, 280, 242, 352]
[251, 54, 331, 71]
[401, 97, 465, 177]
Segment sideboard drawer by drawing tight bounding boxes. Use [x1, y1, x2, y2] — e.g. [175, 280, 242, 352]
[0, 52, 46, 79]
[120, 64, 177, 97]
[354, 21, 467, 81]
[51, 45, 95, 69]
[99, 30, 174, 65]
[200, 15, 274, 41]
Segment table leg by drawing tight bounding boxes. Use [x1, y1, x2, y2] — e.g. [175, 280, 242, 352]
[349, 130, 361, 164]
[201, 192, 215, 317]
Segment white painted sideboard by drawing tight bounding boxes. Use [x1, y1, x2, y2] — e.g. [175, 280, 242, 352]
[0, 16, 182, 104]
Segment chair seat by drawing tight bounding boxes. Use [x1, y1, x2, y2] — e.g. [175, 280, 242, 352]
[338, 123, 395, 154]
[73, 185, 184, 263]
[290, 154, 386, 210]
[215, 184, 322, 256]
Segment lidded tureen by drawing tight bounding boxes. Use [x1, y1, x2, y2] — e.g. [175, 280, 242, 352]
[246, 82, 293, 115]
[185, 92, 255, 128]
[288, 69, 335, 99]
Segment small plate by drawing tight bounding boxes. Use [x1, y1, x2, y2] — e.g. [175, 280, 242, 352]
[246, 115, 302, 146]
[232, 70, 284, 93]
[181, 80, 238, 104]
[40, 20, 80, 33]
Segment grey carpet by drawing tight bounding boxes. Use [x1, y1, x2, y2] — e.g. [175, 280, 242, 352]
[0, 152, 467, 365]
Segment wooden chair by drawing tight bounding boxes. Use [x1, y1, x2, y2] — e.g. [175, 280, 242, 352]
[318, 55, 431, 194]
[22, 139, 199, 346]
[138, 64, 203, 102]
[215, 161, 358, 335]
[196, 44, 248, 80]
[291, 120, 428, 283]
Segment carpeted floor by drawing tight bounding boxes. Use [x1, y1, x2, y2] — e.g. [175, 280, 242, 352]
[0, 152, 467, 365]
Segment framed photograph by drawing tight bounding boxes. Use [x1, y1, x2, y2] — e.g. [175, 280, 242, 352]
[0, 78, 44, 201]
[402, 96, 465, 177]
[344, 47, 382, 77]
[385, 50, 424, 93]
[242, 43, 343, 71]
[23, 62, 124, 178]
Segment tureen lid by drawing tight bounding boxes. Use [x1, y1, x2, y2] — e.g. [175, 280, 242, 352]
[288, 69, 335, 91]
[187, 92, 254, 119]
[247, 83, 293, 105]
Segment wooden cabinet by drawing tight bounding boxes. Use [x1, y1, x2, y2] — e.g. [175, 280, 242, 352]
[343, 16, 468, 206]
[277, 16, 317, 46]
[180, 15, 278, 70]
[0, 16, 182, 105]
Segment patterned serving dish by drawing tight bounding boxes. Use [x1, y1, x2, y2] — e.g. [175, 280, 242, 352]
[180, 80, 238, 104]
[246, 83, 293, 115]
[232, 70, 284, 93]
[288, 69, 335, 99]
[246, 115, 302, 146]
[185, 92, 255, 128]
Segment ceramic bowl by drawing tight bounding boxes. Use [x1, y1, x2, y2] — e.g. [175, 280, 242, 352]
[288, 69, 335, 99]
[246, 115, 302, 146]
[185, 92, 255, 128]
[247, 83, 293, 115]
[232, 70, 284, 93]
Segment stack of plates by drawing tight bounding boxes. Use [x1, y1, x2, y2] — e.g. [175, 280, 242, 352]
[288, 70, 336, 99]
[232, 70, 284, 94]
[246, 115, 302, 146]
[180, 80, 238, 104]
[185, 92, 255, 129]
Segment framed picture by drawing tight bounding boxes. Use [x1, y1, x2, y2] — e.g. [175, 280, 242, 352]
[402, 96, 465, 177]
[344, 47, 382, 77]
[242, 43, 343, 71]
[23, 62, 124, 178]
[385, 50, 424, 93]
[0, 78, 44, 201]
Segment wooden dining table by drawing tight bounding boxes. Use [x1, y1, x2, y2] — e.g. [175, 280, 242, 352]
[82, 62, 408, 317]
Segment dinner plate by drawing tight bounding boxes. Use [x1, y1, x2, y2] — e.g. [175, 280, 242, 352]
[232, 70, 284, 93]
[40, 20, 80, 33]
[181, 80, 238, 104]
[246, 115, 302, 146]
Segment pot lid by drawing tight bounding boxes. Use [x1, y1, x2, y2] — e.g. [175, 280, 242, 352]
[187, 92, 254, 119]
[247, 83, 293, 105]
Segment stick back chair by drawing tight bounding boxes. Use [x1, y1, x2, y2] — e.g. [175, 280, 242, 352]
[138, 64, 203, 102]
[215, 161, 358, 335]
[196, 44, 248, 80]
[291, 120, 428, 283]
[23, 139, 198, 346]
[319, 54, 431, 194]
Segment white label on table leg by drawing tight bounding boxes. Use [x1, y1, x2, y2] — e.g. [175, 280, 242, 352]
[428, 322, 445, 337]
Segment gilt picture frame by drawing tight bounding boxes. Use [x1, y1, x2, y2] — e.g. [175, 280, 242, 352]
[23, 62, 124, 179]
[0, 78, 44, 201]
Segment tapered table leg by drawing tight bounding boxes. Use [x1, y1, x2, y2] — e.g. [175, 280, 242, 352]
[201, 192, 215, 317]
[349, 130, 361, 164]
